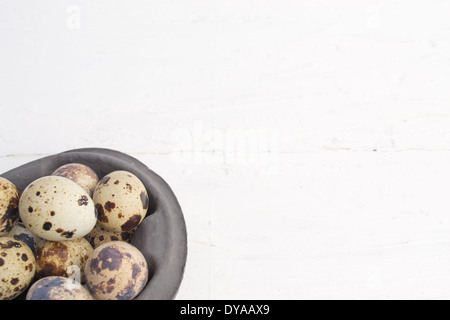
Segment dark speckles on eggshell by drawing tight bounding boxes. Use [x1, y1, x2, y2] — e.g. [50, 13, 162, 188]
[62, 231, 75, 239]
[0, 177, 19, 234]
[77, 195, 89, 206]
[96, 204, 108, 223]
[92, 171, 149, 233]
[12, 233, 36, 253]
[31, 278, 95, 299]
[51, 163, 99, 197]
[89, 257, 101, 274]
[0, 240, 22, 249]
[100, 176, 111, 185]
[36, 242, 69, 264]
[55, 228, 76, 239]
[140, 191, 149, 210]
[43, 222, 52, 231]
[0, 196, 19, 234]
[96, 246, 123, 272]
[26, 276, 65, 300]
[120, 214, 142, 232]
[0, 237, 36, 299]
[37, 261, 59, 278]
[104, 201, 116, 212]
[132, 263, 141, 278]
[35, 239, 94, 281]
[85, 241, 148, 300]
[106, 278, 116, 293]
[2, 148, 187, 300]
[116, 281, 136, 300]
[121, 232, 131, 241]
[18, 176, 97, 242]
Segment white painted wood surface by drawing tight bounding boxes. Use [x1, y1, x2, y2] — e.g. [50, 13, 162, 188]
[2, 0, 450, 299]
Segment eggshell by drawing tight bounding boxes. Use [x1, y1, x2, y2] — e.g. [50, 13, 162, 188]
[19, 176, 97, 241]
[0, 237, 36, 300]
[52, 163, 99, 197]
[85, 223, 134, 249]
[35, 238, 93, 283]
[26, 276, 94, 300]
[93, 171, 149, 232]
[0, 177, 20, 236]
[84, 241, 148, 300]
[7, 222, 42, 254]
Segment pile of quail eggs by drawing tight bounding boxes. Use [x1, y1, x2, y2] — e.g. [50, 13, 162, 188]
[0, 163, 150, 300]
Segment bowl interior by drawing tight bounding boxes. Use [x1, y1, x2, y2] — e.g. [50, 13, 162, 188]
[0, 148, 187, 300]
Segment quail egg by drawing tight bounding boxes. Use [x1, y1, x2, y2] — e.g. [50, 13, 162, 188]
[7, 222, 42, 254]
[52, 163, 99, 197]
[26, 276, 94, 300]
[0, 237, 36, 300]
[93, 171, 149, 232]
[19, 176, 97, 241]
[84, 241, 148, 300]
[85, 223, 134, 249]
[35, 237, 93, 283]
[0, 177, 20, 236]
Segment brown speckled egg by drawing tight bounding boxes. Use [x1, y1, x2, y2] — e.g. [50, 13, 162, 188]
[84, 241, 148, 300]
[0, 237, 36, 300]
[85, 223, 134, 249]
[35, 238, 93, 283]
[93, 171, 149, 233]
[0, 177, 20, 236]
[19, 176, 97, 241]
[7, 222, 42, 254]
[52, 163, 99, 197]
[26, 276, 94, 300]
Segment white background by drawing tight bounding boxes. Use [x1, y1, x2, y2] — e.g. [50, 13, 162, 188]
[2, 0, 450, 299]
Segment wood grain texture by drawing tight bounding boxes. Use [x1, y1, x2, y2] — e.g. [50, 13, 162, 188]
[1, 0, 450, 299]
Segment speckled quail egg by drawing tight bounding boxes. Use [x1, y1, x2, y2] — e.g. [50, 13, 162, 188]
[0, 237, 36, 300]
[52, 163, 99, 197]
[7, 222, 42, 254]
[85, 223, 134, 249]
[26, 276, 94, 300]
[19, 176, 97, 241]
[93, 171, 149, 233]
[35, 237, 93, 283]
[0, 177, 20, 236]
[84, 241, 148, 300]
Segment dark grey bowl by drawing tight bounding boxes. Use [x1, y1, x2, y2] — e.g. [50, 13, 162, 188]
[0, 148, 187, 300]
